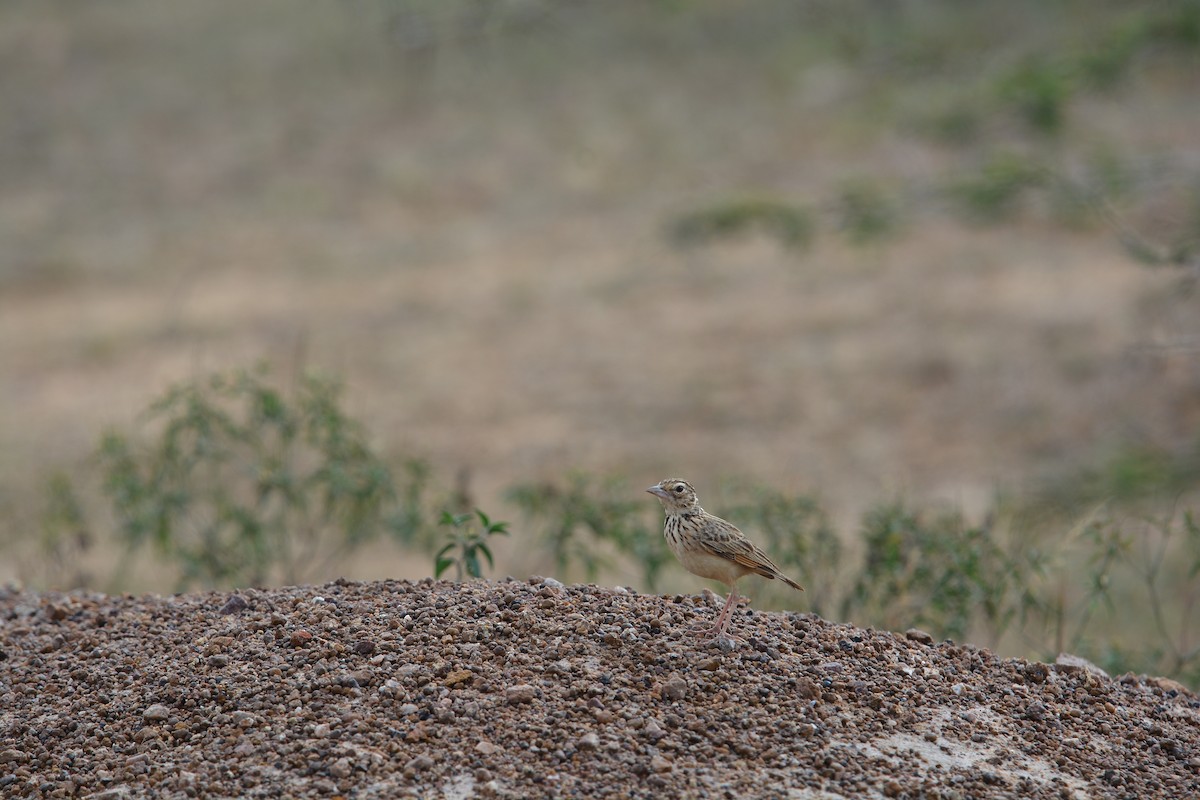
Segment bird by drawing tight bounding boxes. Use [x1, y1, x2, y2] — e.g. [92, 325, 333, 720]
[647, 478, 803, 639]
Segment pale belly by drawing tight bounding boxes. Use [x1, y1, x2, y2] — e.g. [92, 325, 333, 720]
[672, 545, 752, 586]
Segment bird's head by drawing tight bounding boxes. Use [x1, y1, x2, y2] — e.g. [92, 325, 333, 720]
[646, 478, 700, 512]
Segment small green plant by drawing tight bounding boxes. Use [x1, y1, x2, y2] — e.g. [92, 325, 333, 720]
[434, 510, 509, 580]
[670, 197, 816, 250]
[95, 366, 401, 589]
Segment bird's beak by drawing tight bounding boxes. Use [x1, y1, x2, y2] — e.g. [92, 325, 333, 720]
[647, 485, 670, 500]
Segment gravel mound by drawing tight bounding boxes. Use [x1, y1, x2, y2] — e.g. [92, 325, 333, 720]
[2, 578, 1198, 799]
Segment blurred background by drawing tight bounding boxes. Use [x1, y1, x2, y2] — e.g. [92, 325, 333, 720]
[2, 1, 1199, 680]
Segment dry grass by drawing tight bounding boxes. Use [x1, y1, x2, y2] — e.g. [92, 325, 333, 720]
[2, 1, 1199, 588]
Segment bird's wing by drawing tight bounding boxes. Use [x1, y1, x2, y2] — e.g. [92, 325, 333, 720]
[698, 516, 784, 576]
[698, 515, 805, 591]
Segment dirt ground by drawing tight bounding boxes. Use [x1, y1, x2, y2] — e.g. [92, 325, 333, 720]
[2, 579, 1198, 799]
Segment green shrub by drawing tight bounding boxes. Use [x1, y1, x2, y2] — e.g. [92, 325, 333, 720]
[835, 180, 901, 245]
[508, 474, 671, 588]
[670, 197, 816, 250]
[995, 56, 1075, 135]
[947, 151, 1048, 223]
[94, 366, 402, 589]
[842, 501, 1029, 642]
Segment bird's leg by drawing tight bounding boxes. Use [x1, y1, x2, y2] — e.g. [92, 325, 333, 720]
[712, 586, 738, 636]
[690, 585, 743, 641]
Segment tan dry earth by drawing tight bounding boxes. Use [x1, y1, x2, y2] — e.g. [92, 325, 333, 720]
[1, 579, 1198, 799]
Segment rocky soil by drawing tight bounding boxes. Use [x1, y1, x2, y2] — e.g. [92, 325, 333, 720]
[1, 578, 1198, 799]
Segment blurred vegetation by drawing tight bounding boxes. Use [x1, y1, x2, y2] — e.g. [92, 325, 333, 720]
[670, 198, 816, 251]
[668, 0, 1200, 266]
[508, 473, 671, 589]
[22, 363, 1200, 687]
[38, 366, 448, 590]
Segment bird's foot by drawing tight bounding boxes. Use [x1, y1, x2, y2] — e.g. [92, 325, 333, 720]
[686, 622, 744, 647]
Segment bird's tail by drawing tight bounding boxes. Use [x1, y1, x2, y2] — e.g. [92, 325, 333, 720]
[777, 573, 804, 592]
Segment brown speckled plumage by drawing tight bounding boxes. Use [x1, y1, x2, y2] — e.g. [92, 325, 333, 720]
[648, 478, 803, 639]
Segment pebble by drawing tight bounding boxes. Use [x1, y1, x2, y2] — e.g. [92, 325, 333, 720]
[905, 628, 934, 644]
[217, 594, 248, 615]
[505, 684, 537, 704]
[142, 704, 170, 722]
[661, 676, 688, 701]
[405, 755, 434, 773]
[577, 733, 600, 750]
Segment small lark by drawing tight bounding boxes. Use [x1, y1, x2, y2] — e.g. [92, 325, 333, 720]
[647, 478, 804, 639]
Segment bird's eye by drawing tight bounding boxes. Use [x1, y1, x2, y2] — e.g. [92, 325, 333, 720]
[674, 485, 684, 493]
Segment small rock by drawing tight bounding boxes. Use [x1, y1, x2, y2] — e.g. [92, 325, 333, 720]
[905, 628, 934, 644]
[1142, 675, 1193, 696]
[218, 594, 248, 615]
[951, 683, 966, 696]
[352, 640, 376, 656]
[644, 719, 667, 742]
[313, 723, 332, 738]
[0, 749, 28, 764]
[290, 630, 313, 647]
[398, 703, 419, 716]
[505, 684, 537, 704]
[821, 661, 844, 673]
[443, 669, 473, 688]
[795, 678, 820, 699]
[231, 711, 256, 728]
[330, 757, 352, 778]
[405, 754, 434, 773]
[650, 755, 673, 773]
[476, 741, 499, 756]
[577, 733, 600, 750]
[662, 676, 688, 701]
[142, 704, 170, 722]
[697, 657, 721, 671]
[541, 577, 564, 589]
[1055, 652, 1110, 679]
